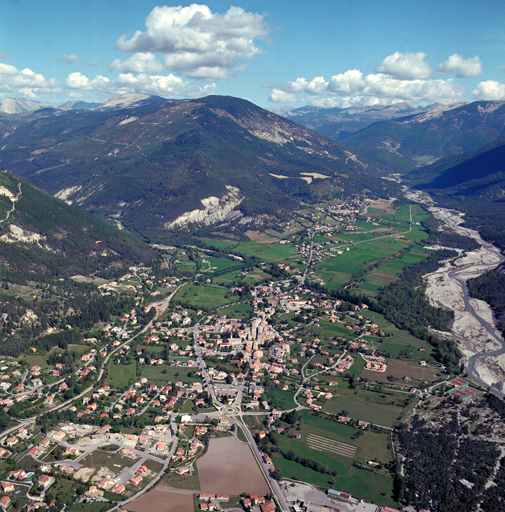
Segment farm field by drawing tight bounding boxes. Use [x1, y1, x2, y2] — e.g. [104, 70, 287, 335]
[217, 302, 253, 319]
[197, 437, 269, 495]
[322, 391, 403, 427]
[104, 363, 136, 388]
[235, 241, 299, 261]
[202, 239, 238, 250]
[306, 433, 356, 458]
[361, 359, 441, 383]
[374, 251, 428, 277]
[272, 411, 395, 507]
[317, 239, 401, 275]
[245, 230, 280, 243]
[128, 484, 195, 512]
[298, 411, 391, 462]
[174, 284, 235, 309]
[198, 254, 244, 273]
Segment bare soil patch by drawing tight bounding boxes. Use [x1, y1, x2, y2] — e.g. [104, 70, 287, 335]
[368, 272, 399, 282]
[74, 467, 95, 483]
[128, 484, 194, 512]
[370, 199, 393, 211]
[197, 437, 268, 495]
[362, 359, 439, 383]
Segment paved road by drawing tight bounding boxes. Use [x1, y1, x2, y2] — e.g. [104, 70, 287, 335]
[232, 414, 289, 512]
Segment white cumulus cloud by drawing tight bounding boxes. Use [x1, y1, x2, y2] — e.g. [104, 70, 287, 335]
[65, 71, 215, 98]
[115, 4, 269, 80]
[375, 52, 432, 80]
[269, 89, 297, 103]
[59, 54, 79, 63]
[268, 51, 470, 105]
[472, 80, 505, 100]
[270, 71, 463, 105]
[328, 70, 365, 94]
[437, 54, 482, 77]
[110, 53, 163, 73]
[0, 63, 60, 98]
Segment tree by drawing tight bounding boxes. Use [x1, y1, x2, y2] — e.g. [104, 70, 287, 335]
[271, 469, 282, 480]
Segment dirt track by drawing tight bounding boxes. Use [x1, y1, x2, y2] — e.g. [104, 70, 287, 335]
[197, 437, 269, 495]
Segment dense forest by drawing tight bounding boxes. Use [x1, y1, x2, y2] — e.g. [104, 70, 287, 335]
[421, 216, 481, 251]
[0, 278, 135, 356]
[375, 249, 461, 368]
[398, 409, 500, 511]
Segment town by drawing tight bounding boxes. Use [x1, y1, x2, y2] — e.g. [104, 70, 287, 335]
[0, 197, 495, 512]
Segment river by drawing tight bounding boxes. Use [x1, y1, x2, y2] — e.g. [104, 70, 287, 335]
[406, 190, 505, 396]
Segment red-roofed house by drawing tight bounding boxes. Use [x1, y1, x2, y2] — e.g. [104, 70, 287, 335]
[260, 503, 276, 512]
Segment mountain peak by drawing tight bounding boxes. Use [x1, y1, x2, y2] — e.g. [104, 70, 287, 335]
[97, 93, 167, 111]
[0, 97, 50, 115]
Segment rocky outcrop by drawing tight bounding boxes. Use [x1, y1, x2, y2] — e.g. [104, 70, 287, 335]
[165, 185, 244, 229]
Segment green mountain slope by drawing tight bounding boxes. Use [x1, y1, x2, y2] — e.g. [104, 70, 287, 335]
[340, 100, 505, 172]
[0, 95, 399, 240]
[406, 139, 505, 250]
[0, 169, 160, 355]
[0, 169, 158, 278]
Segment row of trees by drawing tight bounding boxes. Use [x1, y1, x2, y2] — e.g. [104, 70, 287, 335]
[281, 449, 336, 476]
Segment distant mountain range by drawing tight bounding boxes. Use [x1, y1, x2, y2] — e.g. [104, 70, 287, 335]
[281, 98, 505, 251]
[3, 93, 505, 250]
[339, 101, 505, 172]
[0, 94, 398, 240]
[280, 102, 433, 141]
[0, 97, 101, 114]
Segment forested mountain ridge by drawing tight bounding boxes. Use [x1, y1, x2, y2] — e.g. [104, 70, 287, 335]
[338, 100, 505, 173]
[0, 169, 158, 278]
[406, 138, 505, 250]
[0, 169, 160, 355]
[0, 94, 399, 240]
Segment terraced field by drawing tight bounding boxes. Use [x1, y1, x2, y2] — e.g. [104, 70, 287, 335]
[306, 433, 357, 458]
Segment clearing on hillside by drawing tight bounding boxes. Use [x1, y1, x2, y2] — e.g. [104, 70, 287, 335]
[197, 437, 269, 495]
[306, 433, 357, 458]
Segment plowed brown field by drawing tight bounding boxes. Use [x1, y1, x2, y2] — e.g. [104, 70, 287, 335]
[197, 437, 269, 495]
[128, 484, 194, 512]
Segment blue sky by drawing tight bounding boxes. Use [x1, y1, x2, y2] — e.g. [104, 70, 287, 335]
[2, 0, 505, 108]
